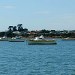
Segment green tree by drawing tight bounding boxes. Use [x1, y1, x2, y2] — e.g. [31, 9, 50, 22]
[13, 26, 17, 31]
[17, 24, 23, 31]
[8, 26, 13, 31]
[23, 28, 28, 32]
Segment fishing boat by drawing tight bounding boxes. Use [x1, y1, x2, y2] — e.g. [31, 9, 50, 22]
[28, 35, 57, 45]
[8, 36, 25, 42]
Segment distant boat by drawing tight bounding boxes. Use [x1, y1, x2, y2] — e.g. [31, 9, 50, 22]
[28, 35, 57, 45]
[8, 36, 25, 42]
[0, 31, 8, 41]
[0, 36, 8, 41]
[62, 37, 75, 40]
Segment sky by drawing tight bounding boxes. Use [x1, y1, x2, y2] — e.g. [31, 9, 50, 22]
[0, 0, 75, 31]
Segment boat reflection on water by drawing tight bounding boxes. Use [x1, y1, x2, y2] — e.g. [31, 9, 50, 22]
[28, 35, 57, 45]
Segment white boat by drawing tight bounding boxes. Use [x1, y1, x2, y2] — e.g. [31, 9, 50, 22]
[62, 37, 75, 40]
[0, 36, 8, 41]
[8, 36, 25, 42]
[28, 35, 57, 45]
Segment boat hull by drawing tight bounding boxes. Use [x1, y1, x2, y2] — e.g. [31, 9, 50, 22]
[0, 38, 8, 41]
[8, 39, 25, 42]
[28, 40, 57, 45]
[0, 39, 8, 41]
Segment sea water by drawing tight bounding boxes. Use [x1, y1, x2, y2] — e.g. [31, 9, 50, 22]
[0, 39, 75, 75]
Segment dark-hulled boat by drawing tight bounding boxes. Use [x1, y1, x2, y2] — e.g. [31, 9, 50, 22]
[8, 36, 25, 42]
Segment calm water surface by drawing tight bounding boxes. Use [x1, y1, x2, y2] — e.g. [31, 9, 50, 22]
[0, 40, 75, 75]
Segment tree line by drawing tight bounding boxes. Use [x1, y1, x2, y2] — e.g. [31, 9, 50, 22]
[0, 24, 28, 37]
[8, 24, 28, 32]
[0, 24, 75, 38]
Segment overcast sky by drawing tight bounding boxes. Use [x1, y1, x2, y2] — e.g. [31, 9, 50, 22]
[0, 0, 75, 31]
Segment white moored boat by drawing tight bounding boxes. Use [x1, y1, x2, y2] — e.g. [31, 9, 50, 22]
[0, 36, 8, 41]
[8, 36, 25, 42]
[28, 35, 57, 45]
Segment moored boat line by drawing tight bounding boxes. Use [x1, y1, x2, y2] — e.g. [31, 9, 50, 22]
[0, 35, 57, 44]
